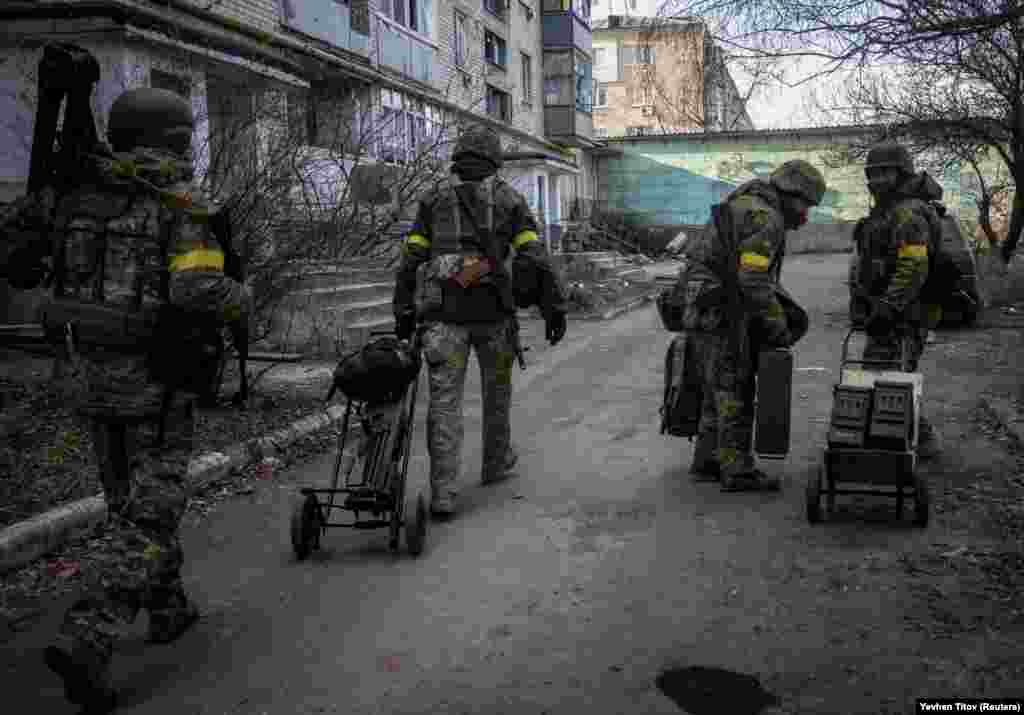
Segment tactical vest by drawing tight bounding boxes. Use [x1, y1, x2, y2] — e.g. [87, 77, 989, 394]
[42, 150, 227, 409]
[415, 177, 514, 322]
[854, 198, 937, 302]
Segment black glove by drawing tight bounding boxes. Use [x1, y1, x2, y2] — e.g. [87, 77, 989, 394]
[545, 310, 567, 346]
[395, 313, 416, 342]
[866, 300, 897, 338]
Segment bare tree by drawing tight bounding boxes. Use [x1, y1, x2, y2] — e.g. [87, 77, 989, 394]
[652, 0, 1024, 263]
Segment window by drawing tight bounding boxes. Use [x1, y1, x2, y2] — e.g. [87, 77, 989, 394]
[453, 11, 467, 67]
[593, 47, 606, 65]
[385, 0, 431, 34]
[594, 127, 608, 138]
[150, 69, 190, 99]
[484, 0, 508, 20]
[543, 50, 573, 105]
[574, 51, 592, 112]
[521, 53, 533, 103]
[379, 87, 444, 163]
[572, 0, 590, 22]
[594, 84, 608, 108]
[637, 45, 655, 64]
[484, 31, 507, 67]
[486, 84, 511, 120]
[631, 83, 652, 106]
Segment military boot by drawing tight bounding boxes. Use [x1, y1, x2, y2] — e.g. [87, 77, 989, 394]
[44, 639, 118, 714]
[147, 598, 199, 644]
[481, 446, 519, 486]
[917, 418, 942, 460]
[689, 434, 720, 482]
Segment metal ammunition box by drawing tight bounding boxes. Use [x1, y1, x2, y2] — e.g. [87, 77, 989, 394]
[828, 385, 873, 447]
[868, 380, 915, 450]
[754, 348, 793, 458]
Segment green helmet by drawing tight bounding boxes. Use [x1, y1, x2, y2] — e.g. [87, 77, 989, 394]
[107, 87, 194, 155]
[453, 125, 503, 168]
[770, 160, 827, 205]
[865, 142, 914, 175]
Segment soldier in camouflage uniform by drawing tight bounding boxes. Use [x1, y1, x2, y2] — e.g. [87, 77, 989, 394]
[681, 160, 826, 491]
[852, 142, 944, 458]
[393, 125, 567, 518]
[4, 69, 247, 711]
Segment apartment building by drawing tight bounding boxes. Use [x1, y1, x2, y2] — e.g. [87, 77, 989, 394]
[0, 0, 600, 250]
[591, 14, 753, 138]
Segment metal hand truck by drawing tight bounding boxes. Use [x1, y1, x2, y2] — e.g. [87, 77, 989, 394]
[290, 329, 429, 559]
[806, 327, 929, 527]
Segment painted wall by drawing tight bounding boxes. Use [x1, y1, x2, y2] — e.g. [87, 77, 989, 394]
[595, 131, 978, 232]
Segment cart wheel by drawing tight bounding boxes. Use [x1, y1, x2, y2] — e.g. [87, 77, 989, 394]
[806, 466, 823, 524]
[290, 493, 322, 561]
[912, 473, 930, 527]
[405, 490, 429, 557]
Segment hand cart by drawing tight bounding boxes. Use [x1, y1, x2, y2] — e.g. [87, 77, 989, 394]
[290, 330, 429, 559]
[806, 327, 929, 527]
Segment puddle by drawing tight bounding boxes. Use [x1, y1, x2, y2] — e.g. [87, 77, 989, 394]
[656, 666, 780, 714]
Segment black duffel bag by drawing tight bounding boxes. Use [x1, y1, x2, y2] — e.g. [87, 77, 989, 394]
[332, 335, 421, 405]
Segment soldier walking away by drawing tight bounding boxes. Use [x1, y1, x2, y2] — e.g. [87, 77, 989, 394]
[851, 142, 945, 459]
[1, 44, 247, 713]
[393, 125, 568, 519]
[680, 160, 826, 491]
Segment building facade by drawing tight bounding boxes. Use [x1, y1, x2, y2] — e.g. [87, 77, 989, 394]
[0, 0, 600, 252]
[590, 15, 753, 138]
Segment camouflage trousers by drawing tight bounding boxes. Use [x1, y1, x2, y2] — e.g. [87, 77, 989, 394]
[421, 320, 516, 499]
[55, 357, 195, 667]
[56, 516, 189, 665]
[864, 323, 927, 371]
[690, 330, 758, 479]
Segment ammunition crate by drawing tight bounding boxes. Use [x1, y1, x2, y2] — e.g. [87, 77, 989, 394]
[868, 381, 914, 449]
[828, 385, 873, 447]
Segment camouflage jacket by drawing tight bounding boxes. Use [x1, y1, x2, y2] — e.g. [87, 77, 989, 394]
[853, 171, 943, 316]
[681, 179, 789, 335]
[394, 175, 567, 324]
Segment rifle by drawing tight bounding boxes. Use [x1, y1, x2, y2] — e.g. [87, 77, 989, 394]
[508, 314, 528, 370]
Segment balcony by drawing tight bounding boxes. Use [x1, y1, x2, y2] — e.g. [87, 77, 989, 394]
[541, 0, 591, 54]
[376, 13, 436, 84]
[281, 0, 370, 56]
[542, 49, 594, 146]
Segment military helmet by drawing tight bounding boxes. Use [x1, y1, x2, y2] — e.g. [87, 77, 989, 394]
[453, 125, 504, 168]
[865, 142, 914, 175]
[107, 87, 194, 155]
[770, 160, 827, 205]
[123, 473, 188, 530]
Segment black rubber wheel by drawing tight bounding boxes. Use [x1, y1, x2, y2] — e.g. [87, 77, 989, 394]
[405, 490, 428, 557]
[806, 467, 823, 524]
[290, 493, 321, 560]
[913, 473, 930, 527]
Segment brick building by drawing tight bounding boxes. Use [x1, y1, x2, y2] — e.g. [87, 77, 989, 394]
[0, 0, 601, 252]
[590, 14, 752, 138]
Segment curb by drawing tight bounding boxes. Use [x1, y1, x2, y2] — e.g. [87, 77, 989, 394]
[0, 403, 350, 575]
[980, 395, 1024, 447]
